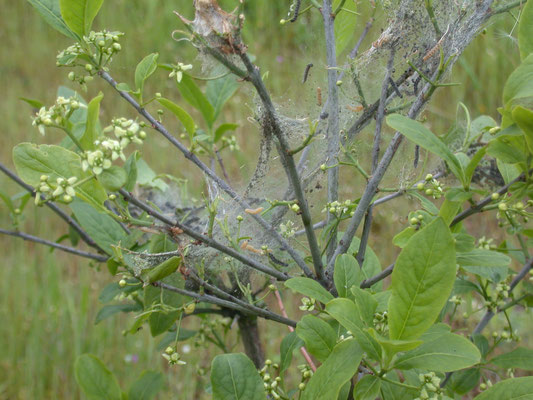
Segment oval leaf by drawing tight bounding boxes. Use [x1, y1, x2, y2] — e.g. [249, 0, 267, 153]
[135, 53, 159, 100]
[284, 277, 334, 304]
[128, 370, 165, 400]
[176, 74, 215, 127]
[490, 347, 533, 371]
[475, 377, 533, 400]
[157, 98, 196, 138]
[295, 315, 337, 362]
[503, 54, 533, 105]
[59, 0, 104, 38]
[80, 92, 103, 150]
[518, 0, 533, 60]
[334, 254, 358, 298]
[353, 375, 381, 400]
[301, 339, 363, 400]
[210, 353, 266, 400]
[393, 332, 481, 372]
[279, 331, 304, 373]
[388, 217, 456, 340]
[386, 114, 465, 185]
[74, 354, 121, 400]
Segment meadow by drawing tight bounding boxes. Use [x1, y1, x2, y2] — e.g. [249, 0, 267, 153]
[0, 0, 526, 398]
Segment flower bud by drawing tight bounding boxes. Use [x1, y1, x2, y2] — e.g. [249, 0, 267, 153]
[336, 80, 343, 86]
[268, 284, 276, 291]
[425, 188, 433, 196]
[299, 383, 306, 390]
[119, 279, 127, 288]
[417, 183, 425, 191]
[63, 195, 73, 203]
[85, 64, 93, 72]
[291, 204, 300, 212]
[40, 175, 49, 182]
[498, 203, 508, 211]
[425, 173, 433, 181]
[112, 43, 121, 51]
[184, 303, 196, 314]
[14, 208, 21, 215]
[236, 215, 243, 222]
[109, 194, 117, 200]
[280, 19, 287, 25]
[165, 346, 174, 355]
[410, 217, 419, 225]
[320, 164, 327, 171]
[491, 193, 500, 200]
[68, 72, 76, 81]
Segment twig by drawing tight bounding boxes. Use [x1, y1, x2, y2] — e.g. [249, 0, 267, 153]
[0, 228, 108, 262]
[0, 162, 103, 252]
[451, 171, 528, 226]
[356, 50, 395, 267]
[273, 286, 317, 371]
[322, 0, 341, 264]
[489, 0, 528, 16]
[360, 263, 394, 288]
[98, 70, 313, 278]
[119, 189, 290, 281]
[237, 51, 325, 281]
[153, 281, 296, 327]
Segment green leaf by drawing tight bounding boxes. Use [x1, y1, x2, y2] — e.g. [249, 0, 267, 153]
[70, 200, 127, 255]
[334, 0, 358, 55]
[353, 375, 381, 400]
[386, 114, 466, 185]
[214, 123, 239, 143]
[490, 347, 533, 370]
[393, 332, 481, 372]
[465, 146, 487, 186]
[135, 53, 159, 101]
[157, 98, 196, 139]
[176, 74, 215, 127]
[156, 328, 197, 351]
[27, 0, 78, 39]
[136, 158, 168, 192]
[393, 227, 416, 248]
[347, 236, 383, 290]
[295, 315, 337, 362]
[449, 368, 480, 395]
[457, 249, 511, 268]
[206, 74, 239, 121]
[128, 371, 165, 400]
[80, 92, 103, 150]
[98, 166, 127, 191]
[284, 277, 334, 304]
[334, 254, 358, 298]
[512, 106, 533, 155]
[388, 217, 456, 340]
[325, 298, 382, 361]
[141, 256, 180, 285]
[301, 339, 363, 400]
[503, 54, 533, 105]
[95, 303, 141, 324]
[144, 275, 185, 336]
[368, 329, 422, 361]
[380, 380, 418, 400]
[59, 0, 104, 38]
[351, 287, 378, 326]
[279, 331, 304, 373]
[124, 152, 138, 192]
[475, 377, 533, 400]
[518, 0, 533, 60]
[210, 353, 266, 400]
[13, 143, 107, 207]
[74, 354, 121, 400]
[439, 199, 461, 226]
[487, 137, 527, 164]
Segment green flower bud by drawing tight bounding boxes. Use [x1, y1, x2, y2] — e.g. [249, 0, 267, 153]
[425, 173, 433, 181]
[184, 302, 196, 314]
[85, 64, 93, 72]
[109, 194, 117, 200]
[336, 80, 343, 86]
[155, 92, 162, 98]
[320, 164, 327, 171]
[417, 183, 425, 191]
[410, 217, 419, 225]
[488, 126, 500, 135]
[40, 175, 49, 182]
[68, 72, 76, 81]
[291, 204, 300, 213]
[14, 208, 21, 215]
[85, 76, 94, 82]
[268, 284, 276, 291]
[236, 215, 244, 222]
[425, 188, 433, 196]
[280, 19, 287, 25]
[63, 195, 73, 203]
[165, 346, 174, 355]
[138, 130, 147, 139]
[98, 40, 106, 47]
[498, 203, 508, 211]
[299, 383, 306, 390]
[514, 202, 524, 210]
[119, 279, 127, 287]
[112, 43, 121, 51]
[480, 383, 487, 390]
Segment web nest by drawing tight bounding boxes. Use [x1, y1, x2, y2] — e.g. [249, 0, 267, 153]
[132, 0, 499, 284]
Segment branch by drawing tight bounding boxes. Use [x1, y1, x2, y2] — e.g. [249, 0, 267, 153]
[119, 189, 290, 281]
[489, 0, 528, 15]
[451, 171, 528, 226]
[0, 162, 103, 252]
[360, 263, 394, 288]
[237, 51, 325, 281]
[322, 0, 341, 264]
[0, 228, 108, 262]
[153, 281, 296, 327]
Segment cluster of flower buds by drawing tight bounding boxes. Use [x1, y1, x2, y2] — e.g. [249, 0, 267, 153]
[32, 96, 81, 135]
[322, 200, 355, 217]
[496, 197, 531, 229]
[477, 236, 494, 250]
[81, 148, 112, 175]
[299, 297, 316, 312]
[57, 30, 123, 79]
[222, 135, 240, 152]
[162, 346, 186, 366]
[414, 372, 443, 400]
[168, 62, 193, 83]
[373, 311, 388, 335]
[35, 175, 78, 205]
[417, 174, 443, 199]
[194, 317, 232, 349]
[484, 282, 511, 310]
[259, 360, 282, 399]
[105, 118, 147, 148]
[409, 213, 425, 227]
[449, 295, 463, 306]
[280, 220, 296, 238]
[297, 364, 313, 392]
[491, 327, 520, 342]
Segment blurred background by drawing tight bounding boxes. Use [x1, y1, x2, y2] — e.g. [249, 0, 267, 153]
[0, 0, 526, 398]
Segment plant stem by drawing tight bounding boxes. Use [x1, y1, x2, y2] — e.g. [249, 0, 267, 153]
[0, 228, 108, 261]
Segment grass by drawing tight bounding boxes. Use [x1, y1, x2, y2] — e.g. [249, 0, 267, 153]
[0, 0, 529, 398]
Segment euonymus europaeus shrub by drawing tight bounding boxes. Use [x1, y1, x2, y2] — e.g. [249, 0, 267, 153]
[3, 0, 533, 399]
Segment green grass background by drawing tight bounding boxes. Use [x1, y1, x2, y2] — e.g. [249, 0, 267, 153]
[0, 0, 527, 398]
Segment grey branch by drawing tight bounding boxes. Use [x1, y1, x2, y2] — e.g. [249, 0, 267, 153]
[153, 281, 296, 327]
[0, 228, 108, 262]
[0, 162, 103, 252]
